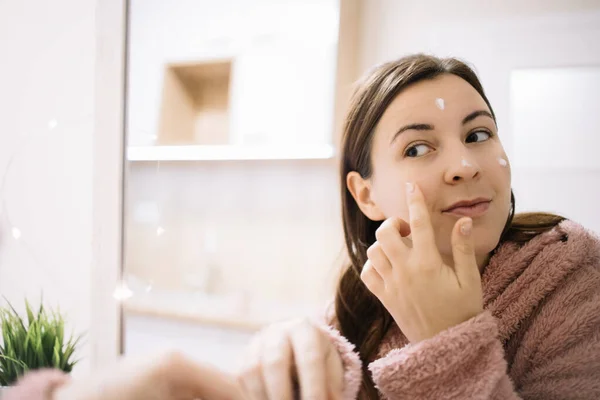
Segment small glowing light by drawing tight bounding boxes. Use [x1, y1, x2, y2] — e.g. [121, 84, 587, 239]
[145, 285, 153, 293]
[48, 119, 58, 130]
[11, 227, 22, 239]
[156, 226, 165, 236]
[113, 282, 133, 301]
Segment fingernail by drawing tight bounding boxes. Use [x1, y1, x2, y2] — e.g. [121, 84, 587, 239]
[461, 219, 472, 236]
[406, 182, 415, 194]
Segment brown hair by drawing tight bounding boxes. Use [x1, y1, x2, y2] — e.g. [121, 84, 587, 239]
[334, 54, 565, 399]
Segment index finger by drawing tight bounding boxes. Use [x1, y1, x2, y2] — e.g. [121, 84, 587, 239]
[406, 182, 437, 252]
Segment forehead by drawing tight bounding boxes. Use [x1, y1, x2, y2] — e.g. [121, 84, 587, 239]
[375, 74, 491, 137]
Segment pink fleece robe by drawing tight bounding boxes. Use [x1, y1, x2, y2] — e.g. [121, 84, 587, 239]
[6, 221, 600, 399]
[327, 220, 600, 399]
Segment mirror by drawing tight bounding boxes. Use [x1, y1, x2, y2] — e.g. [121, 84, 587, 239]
[122, 0, 359, 372]
[120, 0, 600, 380]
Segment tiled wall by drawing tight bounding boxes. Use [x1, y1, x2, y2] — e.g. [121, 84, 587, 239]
[125, 159, 347, 313]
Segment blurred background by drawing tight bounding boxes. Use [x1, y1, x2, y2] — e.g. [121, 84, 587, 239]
[1, 0, 599, 378]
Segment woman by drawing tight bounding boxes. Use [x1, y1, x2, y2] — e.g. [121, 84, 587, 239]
[8, 54, 600, 399]
[235, 54, 600, 399]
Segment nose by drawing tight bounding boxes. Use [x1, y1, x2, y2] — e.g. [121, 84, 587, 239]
[444, 153, 481, 184]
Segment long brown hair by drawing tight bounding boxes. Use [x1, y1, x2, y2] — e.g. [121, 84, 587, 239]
[334, 54, 565, 399]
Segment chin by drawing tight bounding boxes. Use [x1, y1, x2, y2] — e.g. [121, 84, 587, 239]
[435, 219, 503, 258]
[475, 241, 498, 256]
[473, 225, 503, 254]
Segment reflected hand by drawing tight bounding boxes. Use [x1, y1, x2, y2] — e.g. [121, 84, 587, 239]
[361, 183, 484, 344]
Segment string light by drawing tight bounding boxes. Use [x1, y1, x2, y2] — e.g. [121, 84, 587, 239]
[1, 117, 70, 247]
[11, 227, 21, 240]
[113, 281, 133, 301]
[1, 120, 166, 304]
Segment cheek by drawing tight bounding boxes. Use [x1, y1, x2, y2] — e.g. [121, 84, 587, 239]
[480, 155, 512, 215]
[372, 168, 420, 220]
[495, 147, 512, 177]
[403, 171, 438, 219]
[491, 154, 512, 191]
[376, 183, 410, 220]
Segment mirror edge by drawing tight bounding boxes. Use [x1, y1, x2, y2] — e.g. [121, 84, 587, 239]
[91, 0, 128, 368]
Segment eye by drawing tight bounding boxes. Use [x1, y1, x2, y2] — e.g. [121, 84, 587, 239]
[466, 130, 492, 143]
[404, 143, 432, 158]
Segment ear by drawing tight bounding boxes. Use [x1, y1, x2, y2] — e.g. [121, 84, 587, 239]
[346, 171, 386, 221]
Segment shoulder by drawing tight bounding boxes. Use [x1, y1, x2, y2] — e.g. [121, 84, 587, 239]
[483, 220, 600, 338]
[557, 219, 600, 243]
[495, 219, 600, 274]
[547, 220, 600, 297]
[501, 222, 600, 398]
[507, 221, 600, 388]
[551, 220, 600, 269]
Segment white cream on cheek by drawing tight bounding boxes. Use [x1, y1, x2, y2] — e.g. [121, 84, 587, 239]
[461, 157, 473, 168]
[498, 157, 508, 167]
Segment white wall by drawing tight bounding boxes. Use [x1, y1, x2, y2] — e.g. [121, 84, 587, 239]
[357, 0, 600, 233]
[0, 0, 96, 374]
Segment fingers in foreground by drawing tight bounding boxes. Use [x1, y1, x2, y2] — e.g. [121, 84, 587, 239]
[261, 329, 294, 400]
[289, 321, 328, 400]
[238, 336, 270, 400]
[325, 344, 345, 400]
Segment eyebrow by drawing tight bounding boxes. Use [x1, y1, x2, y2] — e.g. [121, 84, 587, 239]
[390, 110, 495, 144]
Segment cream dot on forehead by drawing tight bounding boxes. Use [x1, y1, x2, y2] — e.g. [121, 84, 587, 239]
[435, 98, 445, 110]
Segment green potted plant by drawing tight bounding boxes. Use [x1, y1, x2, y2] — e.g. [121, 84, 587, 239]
[0, 299, 81, 388]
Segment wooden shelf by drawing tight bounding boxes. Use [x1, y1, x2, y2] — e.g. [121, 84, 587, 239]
[127, 144, 336, 161]
[158, 60, 232, 145]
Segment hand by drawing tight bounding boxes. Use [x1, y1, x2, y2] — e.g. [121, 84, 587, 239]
[236, 318, 344, 400]
[52, 350, 243, 400]
[361, 182, 484, 344]
[3, 369, 70, 400]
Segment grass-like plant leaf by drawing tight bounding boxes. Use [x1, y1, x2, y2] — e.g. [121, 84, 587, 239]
[0, 299, 82, 385]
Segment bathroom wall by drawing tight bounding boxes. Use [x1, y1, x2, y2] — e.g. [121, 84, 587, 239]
[0, 0, 124, 373]
[358, 0, 600, 232]
[0, 0, 96, 373]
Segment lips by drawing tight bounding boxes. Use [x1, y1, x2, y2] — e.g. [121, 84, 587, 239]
[443, 198, 491, 218]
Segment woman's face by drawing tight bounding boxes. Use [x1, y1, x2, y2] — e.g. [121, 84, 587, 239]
[347, 74, 512, 268]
